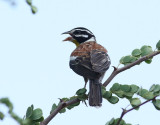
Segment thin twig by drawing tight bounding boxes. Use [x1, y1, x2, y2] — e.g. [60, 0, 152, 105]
[116, 96, 158, 125]
[103, 50, 160, 87]
[40, 50, 160, 125]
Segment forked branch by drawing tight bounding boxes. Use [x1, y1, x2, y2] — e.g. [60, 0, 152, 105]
[40, 50, 160, 125]
[116, 95, 158, 125]
[103, 50, 160, 87]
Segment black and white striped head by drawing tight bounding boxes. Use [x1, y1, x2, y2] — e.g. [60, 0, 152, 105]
[62, 27, 96, 46]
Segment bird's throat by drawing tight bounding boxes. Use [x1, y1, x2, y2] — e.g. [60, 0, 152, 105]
[72, 40, 80, 47]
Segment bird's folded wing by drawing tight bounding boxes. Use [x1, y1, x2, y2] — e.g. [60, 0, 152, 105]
[90, 50, 111, 73]
[77, 50, 111, 73]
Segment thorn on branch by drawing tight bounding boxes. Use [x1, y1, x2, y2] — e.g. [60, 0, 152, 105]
[112, 66, 118, 71]
[83, 100, 88, 107]
[58, 98, 63, 102]
[58, 98, 67, 107]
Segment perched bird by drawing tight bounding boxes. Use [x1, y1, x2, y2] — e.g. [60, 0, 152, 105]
[62, 27, 111, 106]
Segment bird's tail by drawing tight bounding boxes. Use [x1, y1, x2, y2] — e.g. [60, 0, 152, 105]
[89, 79, 102, 106]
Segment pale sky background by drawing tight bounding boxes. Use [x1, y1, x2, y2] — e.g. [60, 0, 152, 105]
[0, 0, 160, 125]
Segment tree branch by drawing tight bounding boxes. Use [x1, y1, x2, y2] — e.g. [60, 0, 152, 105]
[103, 50, 160, 87]
[116, 95, 158, 125]
[40, 50, 160, 125]
[40, 99, 80, 125]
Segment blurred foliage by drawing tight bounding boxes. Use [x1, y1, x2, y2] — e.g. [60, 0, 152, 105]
[0, 98, 23, 124]
[2, 0, 37, 14]
[26, 0, 38, 14]
[119, 40, 160, 65]
[105, 118, 131, 125]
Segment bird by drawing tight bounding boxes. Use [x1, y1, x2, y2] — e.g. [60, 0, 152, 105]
[62, 27, 111, 106]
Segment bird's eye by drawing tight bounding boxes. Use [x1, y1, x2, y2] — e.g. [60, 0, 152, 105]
[74, 30, 81, 35]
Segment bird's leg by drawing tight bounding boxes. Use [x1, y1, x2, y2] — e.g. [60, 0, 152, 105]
[83, 77, 88, 88]
[81, 77, 88, 107]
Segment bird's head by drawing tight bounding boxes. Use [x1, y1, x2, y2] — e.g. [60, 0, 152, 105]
[62, 27, 96, 47]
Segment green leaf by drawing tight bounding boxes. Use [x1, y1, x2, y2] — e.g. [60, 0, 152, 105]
[50, 104, 57, 114]
[145, 59, 152, 64]
[107, 96, 119, 104]
[140, 45, 153, 57]
[130, 98, 141, 110]
[67, 105, 75, 110]
[132, 49, 141, 57]
[123, 55, 133, 63]
[120, 85, 131, 92]
[121, 55, 137, 65]
[71, 101, 80, 107]
[59, 108, 66, 113]
[109, 118, 115, 124]
[67, 97, 80, 110]
[30, 108, 43, 120]
[138, 88, 155, 99]
[76, 88, 87, 95]
[130, 84, 139, 93]
[0, 112, 4, 120]
[153, 99, 160, 110]
[138, 88, 148, 97]
[101, 86, 106, 96]
[66, 102, 80, 110]
[26, 106, 33, 118]
[70, 96, 77, 100]
[156, 40, 160, 50]
[114, 118, 125, 125]
[33, 116, 44, 122]
[35, 123, 40, 125]
[31, 5, 38, 14]
[143, 92, 154, 100]
[103, 91, 112, 99]
[130, 56, 137, 63]
[153, 85, 160, 93]
[110, 83, 120, 91]
[149, 84, 156, 92]
[77, 94, 87, 101]
[101, 86, 106, 90]
[114, 90, 124, 98]
[0, 98, 13, 113]
[123, 92, 134, 99]
[120, 56, 125, 64]
[26, 0, 32, 5]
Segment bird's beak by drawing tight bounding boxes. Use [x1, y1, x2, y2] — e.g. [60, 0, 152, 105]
[62, 31, 72, 41]
[61, 31, 70, 35]
[63, 37, 73, 42]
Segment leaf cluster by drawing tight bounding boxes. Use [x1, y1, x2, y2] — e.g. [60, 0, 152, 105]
[120, 45, 153, 65]
[105, 83, 160, 125]
[109, 83, 160, 110]
[119, 41, 160, 65]
[105, 118, 131, 125]
[26, 0, 38, 14]
[0, 98, 22, 123]
[110, 83, 139, 99]
[50, 88, 87, 114]
[102, 86, 119, 104]
[23, 105, 44, 125]
[149, 84, 160, 110]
